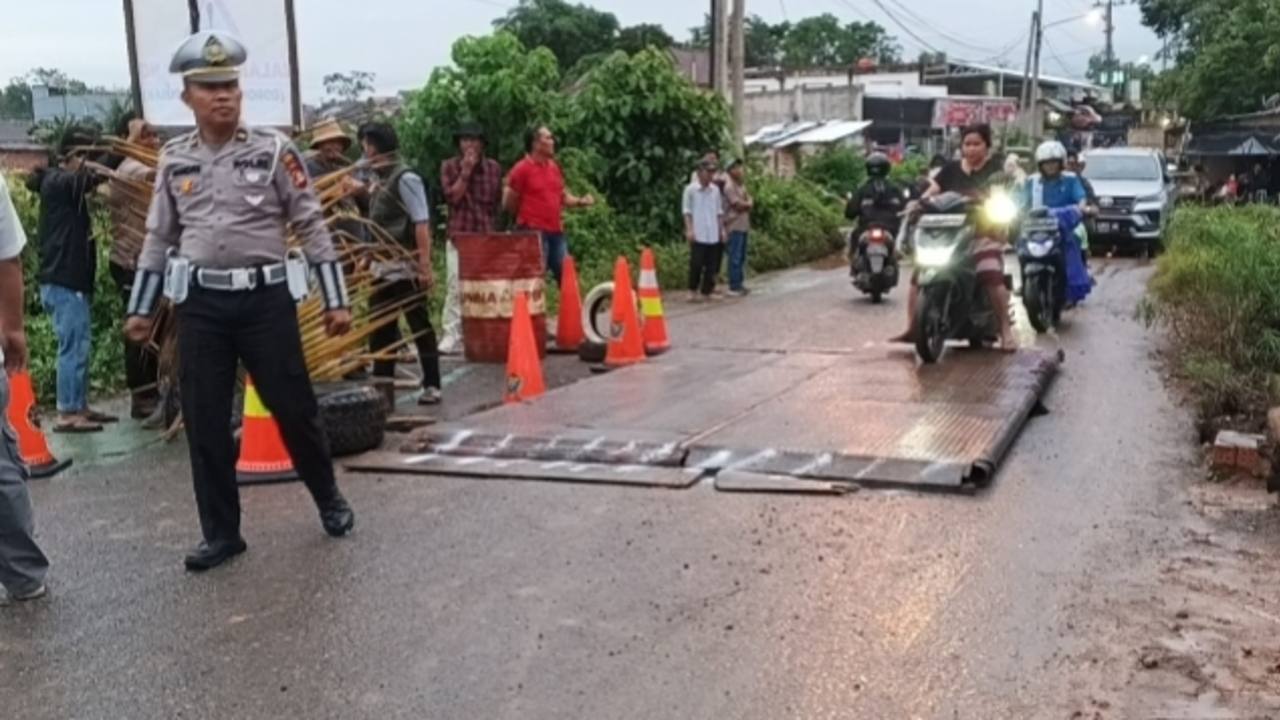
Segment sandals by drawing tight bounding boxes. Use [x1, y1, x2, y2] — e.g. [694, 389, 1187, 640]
[52, 416, 104, 434]
[84, 409, 119, 424]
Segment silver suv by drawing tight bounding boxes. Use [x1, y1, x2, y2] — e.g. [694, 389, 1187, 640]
[1082, 148, 1176, 255]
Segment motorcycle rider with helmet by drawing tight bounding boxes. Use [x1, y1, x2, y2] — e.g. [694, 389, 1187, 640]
[1020, 140, 1092, 307]
[845, 152, 904, 241]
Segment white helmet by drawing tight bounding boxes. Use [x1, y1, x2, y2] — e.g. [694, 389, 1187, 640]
[1035, 141, 1067, 165]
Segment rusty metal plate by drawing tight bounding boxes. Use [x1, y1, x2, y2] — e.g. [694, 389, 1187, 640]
[345, 452, 705, 489]
[386, 346, 1058, 493]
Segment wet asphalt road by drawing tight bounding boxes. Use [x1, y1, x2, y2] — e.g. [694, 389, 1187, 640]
[1, 257, 1188, 719]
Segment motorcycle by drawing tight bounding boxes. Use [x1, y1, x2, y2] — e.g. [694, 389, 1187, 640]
[910, 190, 1018, 364]
[1016, 210, 1066, 334]
[851, 223, 900, 303]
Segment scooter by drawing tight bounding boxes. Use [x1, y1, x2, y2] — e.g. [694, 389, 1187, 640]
[1016, 210, 1066, 334]
[851, 223, 900, 303]
[910, 191, 1017, 364]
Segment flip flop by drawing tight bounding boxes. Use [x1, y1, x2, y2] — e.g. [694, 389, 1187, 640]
[52, 418, 104, 434]
[84, 410, 120, 424]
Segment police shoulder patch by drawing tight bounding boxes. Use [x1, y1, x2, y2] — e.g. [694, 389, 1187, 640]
[281, 149, 309, 189]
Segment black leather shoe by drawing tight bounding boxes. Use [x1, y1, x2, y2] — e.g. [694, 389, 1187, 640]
[319, 494, 355, 538]
[184, 538, 248, 572]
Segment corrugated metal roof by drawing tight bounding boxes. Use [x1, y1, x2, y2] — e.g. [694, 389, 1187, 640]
[779, 120, 874, 146]
[743, 121, 820, 147]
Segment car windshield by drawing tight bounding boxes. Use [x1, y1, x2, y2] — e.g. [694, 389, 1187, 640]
[1084, 155, 1162, 181]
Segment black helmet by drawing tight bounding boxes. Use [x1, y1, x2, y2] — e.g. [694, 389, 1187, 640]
[866, 152, 890, 177]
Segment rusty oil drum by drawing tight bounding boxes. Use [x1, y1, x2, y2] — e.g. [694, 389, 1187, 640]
[454, 231, 548, 363]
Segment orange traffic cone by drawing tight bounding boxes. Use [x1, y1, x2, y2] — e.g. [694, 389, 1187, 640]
[4, 371, 72, 479]
[605, 257, 646, 368]
[553, 255, 586, 353]
[235, 377, 298, 484]
[638, 247, 671, 355]
[505, 292, 547, 404]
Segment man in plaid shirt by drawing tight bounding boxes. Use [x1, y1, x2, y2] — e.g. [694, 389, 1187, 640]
[438, 125, 503, 355]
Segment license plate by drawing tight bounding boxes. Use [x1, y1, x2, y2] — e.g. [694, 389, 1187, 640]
[870, 256, 885, 273]
[1097, 222, 1116, 233]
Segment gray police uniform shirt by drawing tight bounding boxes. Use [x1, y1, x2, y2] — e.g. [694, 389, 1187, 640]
[0, 180, 27, 366]
[138, 126, 338, 274]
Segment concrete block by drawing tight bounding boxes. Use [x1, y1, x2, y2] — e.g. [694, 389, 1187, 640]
[1214, 430, 1264, 475]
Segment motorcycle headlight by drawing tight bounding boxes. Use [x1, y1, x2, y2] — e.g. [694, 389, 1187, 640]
[916, 244, 955, 268]
[983, 190, 1019, 226]
[1028, 241, 1052, 258]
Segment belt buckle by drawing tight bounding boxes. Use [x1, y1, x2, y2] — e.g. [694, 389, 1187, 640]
[230, 268, 253, 290]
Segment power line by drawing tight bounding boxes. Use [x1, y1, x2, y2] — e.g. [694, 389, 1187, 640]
[1042, 35, 1078, 77]
[834, 0, 942, 56]
[877, 0, 1003, 55]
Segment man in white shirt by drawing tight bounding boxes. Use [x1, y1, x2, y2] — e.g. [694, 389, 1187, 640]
[683, 159, 726, 302]
[0, 179, 50, 603]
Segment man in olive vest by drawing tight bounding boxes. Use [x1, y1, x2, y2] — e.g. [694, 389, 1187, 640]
[357, 122, 442, 405]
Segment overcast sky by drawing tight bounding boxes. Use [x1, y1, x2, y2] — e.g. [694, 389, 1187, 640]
[2, 0, 1161, 101]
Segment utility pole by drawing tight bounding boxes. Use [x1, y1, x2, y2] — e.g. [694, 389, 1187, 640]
[1028, 0, 1044, 139]
[730, 0, 745, 143]
[1104, 0, 1116, 78]
[1020, 11, 1037, 130]
[710, 0, 730, 96]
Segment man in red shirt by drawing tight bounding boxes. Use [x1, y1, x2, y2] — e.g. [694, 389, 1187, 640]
[503, 125, 594, 286]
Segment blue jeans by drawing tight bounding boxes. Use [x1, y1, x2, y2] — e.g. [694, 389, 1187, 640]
[39, 284, 91, 414]
[727, 230, 749, 291]
[0, 371, 50, 596]
[541, 232, 567, 287]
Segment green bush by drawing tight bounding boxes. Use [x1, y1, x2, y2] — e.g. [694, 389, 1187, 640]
[1150, 205, 1280, 419]
[6, 173, 124, 404]
[799, 147, 866, 199]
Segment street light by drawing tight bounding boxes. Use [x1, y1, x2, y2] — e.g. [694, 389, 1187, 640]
[1043, 10, 1105, 30]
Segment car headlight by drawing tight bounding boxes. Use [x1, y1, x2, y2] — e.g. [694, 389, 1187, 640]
[1136, 193, 1165, 205]
[983, 190, 1019, 226]
[916, 244, 955, 267]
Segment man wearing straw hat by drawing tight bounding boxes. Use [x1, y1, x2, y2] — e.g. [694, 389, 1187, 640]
[305, 119, 366, 244]
[122, 30, 356, 572]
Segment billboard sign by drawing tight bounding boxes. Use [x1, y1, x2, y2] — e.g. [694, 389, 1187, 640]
[125, 0, 299, 128]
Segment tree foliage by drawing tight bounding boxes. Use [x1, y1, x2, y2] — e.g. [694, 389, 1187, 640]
[399, 33, 563, 178]
[1139, 0, 1280, 119]
[690, 12, 899, 68]
[494, 0, 620, 72]
[0, 78, 33, 120]
[782, 14, 900, 69]
[563, 48, 730, 226]
[616, 23, 675, 55]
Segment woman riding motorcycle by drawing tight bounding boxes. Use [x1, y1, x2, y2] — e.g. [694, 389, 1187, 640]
[1020, 141, 1092, 306]
[892, 123, 1016, 351]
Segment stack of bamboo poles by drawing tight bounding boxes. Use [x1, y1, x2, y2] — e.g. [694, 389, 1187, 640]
[95, 136, 432, 397]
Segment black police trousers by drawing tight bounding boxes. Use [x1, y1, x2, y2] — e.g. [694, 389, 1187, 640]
[177, 283, 340, 544]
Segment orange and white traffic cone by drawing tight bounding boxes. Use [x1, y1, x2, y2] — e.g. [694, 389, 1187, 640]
[4, 371, 72, 479]
[553, 255, 586, 353]
[638, 247, 671, 355]
[505, 292, 547, 403]
[605, 257, 646, 368]
[235, 377, 298, 484]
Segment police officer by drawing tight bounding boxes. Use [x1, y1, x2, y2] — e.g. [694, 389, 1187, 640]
[123, 31, 355, 572]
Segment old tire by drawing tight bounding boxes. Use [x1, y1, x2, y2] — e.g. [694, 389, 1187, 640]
[318, 385, 387, 457]
[582, 282, 615, 346]
[578, 339, 607, 364]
